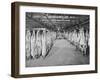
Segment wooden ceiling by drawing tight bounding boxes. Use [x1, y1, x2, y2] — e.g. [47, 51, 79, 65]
[26, 12, 89, 31]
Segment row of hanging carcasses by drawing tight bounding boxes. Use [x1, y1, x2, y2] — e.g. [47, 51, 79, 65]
[64, 28, 89, 55]
[25, 28, 56, 60]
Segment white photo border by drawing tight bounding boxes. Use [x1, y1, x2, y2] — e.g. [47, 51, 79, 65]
[19, 4, 97, 75]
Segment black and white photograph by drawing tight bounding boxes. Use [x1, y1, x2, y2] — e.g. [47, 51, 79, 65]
[25, 12, 90, 67]
[11, 2, 97, 78]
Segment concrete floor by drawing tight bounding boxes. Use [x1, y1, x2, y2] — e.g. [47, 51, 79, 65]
[26, 39, 89, 67]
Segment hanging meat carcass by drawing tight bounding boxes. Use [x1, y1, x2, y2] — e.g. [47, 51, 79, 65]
[30, 30, 36, 59]
[41, 30, 47, 58]
[25, 29, 31, 60]
[36, 30, 42, 58]
[78, 28, 87, 55]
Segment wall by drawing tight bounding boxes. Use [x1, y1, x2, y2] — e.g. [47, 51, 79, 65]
[0, 0, 100, 80]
